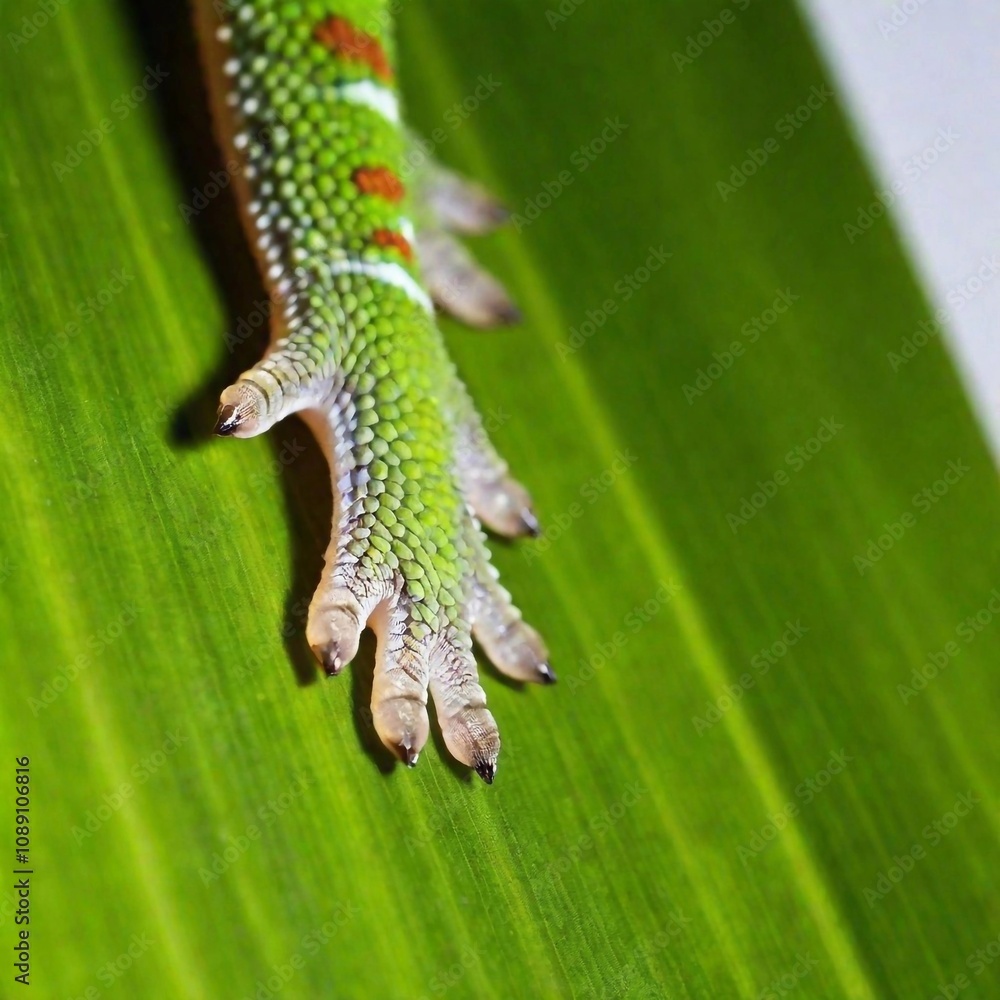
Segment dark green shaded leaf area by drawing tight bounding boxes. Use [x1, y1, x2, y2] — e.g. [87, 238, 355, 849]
[1, 1, 998, 997]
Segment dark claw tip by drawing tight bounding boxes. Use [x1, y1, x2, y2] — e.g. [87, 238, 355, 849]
[401, 746, 420, 768]
[538, 662, 557, 685]
[496, 302, 523, 326]
[310, 642, 343, 677]
[520, 508, 541, 538]
[213, 403, 240, 437]
[474, 760, 497, 785]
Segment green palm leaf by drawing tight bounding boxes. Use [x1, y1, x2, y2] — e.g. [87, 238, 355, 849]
[2, 1, 998, 997]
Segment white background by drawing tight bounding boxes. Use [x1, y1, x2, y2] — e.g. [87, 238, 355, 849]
[801, 0, 1000, 462]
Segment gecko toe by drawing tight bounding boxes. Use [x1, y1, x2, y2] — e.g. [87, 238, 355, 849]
[214, 380, 270, 438]
[464, 521, 552, 685]
[415, 160, 511, 236]
[416, 229, 522, 330]
[306, 585, 370, 677]
[428, 624, 502, 780]
[370, 597, 432, 765]
[466, 472, 540, 540]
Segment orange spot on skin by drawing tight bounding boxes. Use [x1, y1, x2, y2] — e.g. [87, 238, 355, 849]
[314, 17, 393, 82]
[372, 229, 413, 260]
[352, 166, 406, 202]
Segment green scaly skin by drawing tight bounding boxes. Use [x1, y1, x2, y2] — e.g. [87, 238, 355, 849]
[195, 0, 552, 781]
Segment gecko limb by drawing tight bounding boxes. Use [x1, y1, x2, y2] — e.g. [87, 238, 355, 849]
[197, 0, 551, 782]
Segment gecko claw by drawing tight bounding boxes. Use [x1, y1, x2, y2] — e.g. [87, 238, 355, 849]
[537, 662, 557, 685]
[474, 759, 497, 784]
[310, 642, 345, 677]
[213, 380, 268, 438]
[485, 203, 510, 227]
[213, 403, 241, 436]
[495, 302, 522, 326]
[519, 508, 541, 538]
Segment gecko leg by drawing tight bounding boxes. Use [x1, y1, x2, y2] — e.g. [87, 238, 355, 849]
[198, 3, 554, 783]
[464, 518, 553, 686]
[449, 375, 539, 538]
